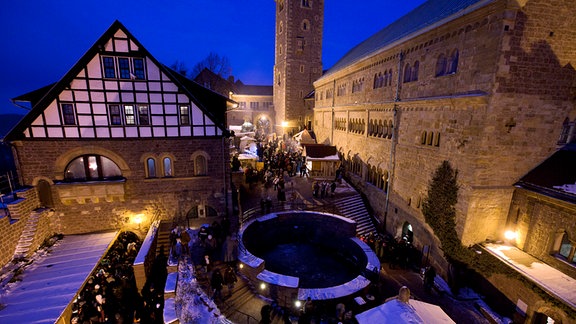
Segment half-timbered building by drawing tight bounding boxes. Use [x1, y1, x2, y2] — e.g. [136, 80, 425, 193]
[2, 21, 234, 241]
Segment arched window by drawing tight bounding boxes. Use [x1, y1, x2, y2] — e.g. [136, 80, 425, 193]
[434, 133, 441, 147]
[388, 69, 393, 86]
[195, 155, 207, 176]
[555, 231, 576, 264]
[421, 131, 428, 144]
[448, 49, 459, 74]
[382, 171, 389, 193]
[301, 19, 310, 31]
[65, 155, 122, 181]
[427, 132, 434, 145]
[412, 61, 420, 81]
[373, 74, 379, 89]
[403, 63, 412, 83]
[163, 157, 173, 177]
[436, 54, 447, 77]
[387, 120, 393, 139]
[146, 158, 157, 178]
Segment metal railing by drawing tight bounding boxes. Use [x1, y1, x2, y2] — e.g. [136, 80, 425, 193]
[240, 199, 340, 226]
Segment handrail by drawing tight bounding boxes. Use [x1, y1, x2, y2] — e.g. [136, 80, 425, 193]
[240, 200, 341, 226]
[221, 302, 259, 323]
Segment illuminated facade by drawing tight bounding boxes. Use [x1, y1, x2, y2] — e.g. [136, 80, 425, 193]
[312, 0, 576, 321]
[1, 21, 233, 264]
[273, 0, 323, 135]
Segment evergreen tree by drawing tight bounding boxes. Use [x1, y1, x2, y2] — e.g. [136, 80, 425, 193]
[422, 160, 462, 259]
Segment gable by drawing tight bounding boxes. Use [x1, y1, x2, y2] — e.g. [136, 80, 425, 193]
[6, 21, 230, 141]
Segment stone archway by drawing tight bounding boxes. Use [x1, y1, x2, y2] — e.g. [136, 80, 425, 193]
[401, 221, 414, 244]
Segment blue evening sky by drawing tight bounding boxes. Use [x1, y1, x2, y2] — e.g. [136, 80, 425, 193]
[0, 0, 426, 115]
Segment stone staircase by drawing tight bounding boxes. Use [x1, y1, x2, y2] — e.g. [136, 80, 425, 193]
[194, 262, 292, 324]
[325, 194, 377, 237]
[13, 209, 43, 259]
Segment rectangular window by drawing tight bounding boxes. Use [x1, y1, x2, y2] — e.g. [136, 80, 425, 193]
[180, 105, 190, 125]
[103, 57, 115, 78]
[61, 103, 76, 125]
[109, 105, 122, 125]
[124, 105, 135, 125]
[250, 102, 259, 109]
[118, 58, 131, 79]
[133, 58, 145, 79]
[239, 102, 246, 109]
[138, 105, 150, 125]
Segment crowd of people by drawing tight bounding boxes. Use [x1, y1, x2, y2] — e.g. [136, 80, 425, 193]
[70, 231, 152, 324]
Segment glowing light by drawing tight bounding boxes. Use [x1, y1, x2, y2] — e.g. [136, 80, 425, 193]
[295, 300, 302, 308]
[88, 161, 98, 171]
[281, 121, 288, 127]
[134, 214, 144, 225]
[504, 230, 517, 241]
[260, 283, 267, 290]
[239, 263, 244, 269]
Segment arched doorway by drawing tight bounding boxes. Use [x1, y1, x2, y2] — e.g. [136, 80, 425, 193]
[37, 179, 53, 208]
[401, 221, 414, 244]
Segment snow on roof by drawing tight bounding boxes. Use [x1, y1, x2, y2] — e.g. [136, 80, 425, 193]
[356, 299, 456, 324]
[483, 243, 576, 311]
[0, 231, 117, 323]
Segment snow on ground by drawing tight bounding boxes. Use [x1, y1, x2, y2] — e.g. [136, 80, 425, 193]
[0, 231, 117, 323]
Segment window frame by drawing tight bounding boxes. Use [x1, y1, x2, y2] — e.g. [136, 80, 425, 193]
[133, 58, 145, 79]
[138, 105, 150, 125]
[179, 105, 190, 125]
[146, 157, 157, 178]
[64, 154, 122, 182]
[103, 57, 116, 78]
[61, 103, 76, 125]
[109, 104, 122, 125]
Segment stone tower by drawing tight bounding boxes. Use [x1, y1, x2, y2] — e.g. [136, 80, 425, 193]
[273, 0, 323, 136]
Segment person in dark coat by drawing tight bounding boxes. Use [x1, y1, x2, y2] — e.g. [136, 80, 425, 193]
[424, 266, 436, 293]
[211, 269, 224, 302]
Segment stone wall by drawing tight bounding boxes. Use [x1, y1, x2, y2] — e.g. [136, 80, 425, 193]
[12, 137, 229, 235]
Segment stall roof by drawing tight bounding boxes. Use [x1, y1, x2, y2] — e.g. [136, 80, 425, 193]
[0, 231, 117, 323]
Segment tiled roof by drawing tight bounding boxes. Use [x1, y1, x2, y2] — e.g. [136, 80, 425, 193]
[235, 84, 273, 96]
[321, 0, 492, 79]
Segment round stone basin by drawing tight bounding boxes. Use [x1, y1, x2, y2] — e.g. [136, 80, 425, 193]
[238, 211, 380, 305]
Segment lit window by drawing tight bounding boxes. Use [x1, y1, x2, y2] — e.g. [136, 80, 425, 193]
[61, 103, 76, 125]
[163, 157, 173, 177]
[133, 58, 145, 79]
[180, 105, 190, 125]
[124, 105, 135, 125]
[109, 105, 122, 125]
[138, 105, 150, 125]
[147, 158, 157, 178]
[118, 58, 131, 79]
[103, 57, 115, 78]
[64, 155, 122, 181]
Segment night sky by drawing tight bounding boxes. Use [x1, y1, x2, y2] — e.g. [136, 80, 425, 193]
[0, 0, 426, 116]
